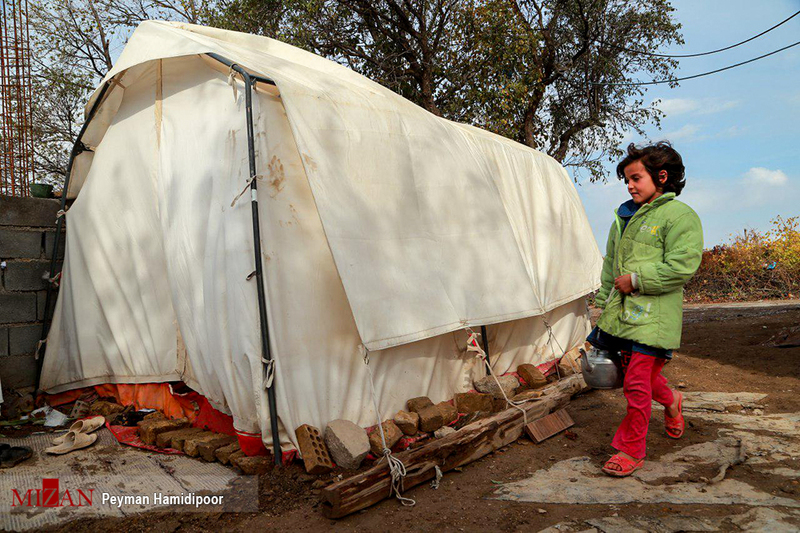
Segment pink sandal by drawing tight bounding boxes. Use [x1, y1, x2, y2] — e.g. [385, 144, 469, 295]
[665, 391, 684, 439]
[602, 454, 644, 477]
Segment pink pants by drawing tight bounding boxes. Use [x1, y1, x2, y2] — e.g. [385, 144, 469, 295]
[611, 351, 675, 459]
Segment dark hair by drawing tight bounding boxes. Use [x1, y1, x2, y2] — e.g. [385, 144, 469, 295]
[616, 141, 686, 196]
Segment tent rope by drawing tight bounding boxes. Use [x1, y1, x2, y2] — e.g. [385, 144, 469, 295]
[227, 65, 239, 102]
[542, 317, 581, 376]
[261, 358, 275, 390]
[362, 347, 415, 507]
[56, 207, 68, 222]
[231, 174, 263, 207]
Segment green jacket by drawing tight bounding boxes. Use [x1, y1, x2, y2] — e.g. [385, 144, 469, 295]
[595, 193, 703, 350]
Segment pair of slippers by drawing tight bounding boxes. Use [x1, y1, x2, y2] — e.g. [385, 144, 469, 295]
[0, 443, 33, 468]
[45, 416, 105, 455]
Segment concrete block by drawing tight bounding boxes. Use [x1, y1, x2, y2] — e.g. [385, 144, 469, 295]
[406, 396, 434, 413]
[474, 374, 520, 399]
[0, 228, 42, 258]
[454, 392, 493, 414]
[518, 363, 548, 389]
[0, 195, 61, 227]
[8, 323, 42, 356]
[0, 327, 7, 356]
[393, 410, 419, 436]
[3, 260, 52, 291]
[324, 419, 370, 470]
[0, 293, 36, 324]
[0, 354, 37, 388]
[138, 418, 189, 446]
[184, 431, 224, 457]
[295, 424, 334, 474]
[155, 427, 204, 449]
[43, 231, 66, 260]
[233, 455, 272, 475]
[436, 401, 458, 425]
[37, 290, 57, 321]
[368, 420, 402, 456]
[197, 434, 237, 462]
[170, 429, 210, 452]
[228, 450, 246, 467]
[417, 404, 444, 433]
[214, 441, 242, 465]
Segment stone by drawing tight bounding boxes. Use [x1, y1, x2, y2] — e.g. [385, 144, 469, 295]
[138, 418, 189, 446]
[197, 434, 237, 462]
[417, 404, 444, 433]
[474, 374, 520, 399]
[454, 392, 493, 414]
[434, 426, 456, 439]
[368, 420, 403, 456]
[406, 396, 434, 413]
[0, 293, 36, 324]
[0, 196, 61, 227]
[492, 398, 509, 412]
[184, 431, 225, 457]
[517, 364, 548, 389]
[227, 450, 246, 467]
[144, 411, 166, 421]
[295, 424, 334, 474]
[393, 410, 419, 435]
[156, 427, 204, 448]
[324, 419, 370, 470]
[234, 455, 272, 475]
[0, 228, 43, 258]
[3, 260, 52, 291]
[436, 401, 458, 425]
[90, 400, 125, 417]
[215, 441, 242, 465]
[8, 324, 41, 356]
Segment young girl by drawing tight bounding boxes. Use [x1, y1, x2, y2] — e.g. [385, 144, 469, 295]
[590, 141, 703, 477]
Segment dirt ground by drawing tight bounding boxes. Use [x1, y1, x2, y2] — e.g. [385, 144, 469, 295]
[45, 302, 800, 532]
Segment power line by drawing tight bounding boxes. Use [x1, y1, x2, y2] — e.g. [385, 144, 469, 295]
[595, 39, 800, 86]
[604, 9, 800, 58]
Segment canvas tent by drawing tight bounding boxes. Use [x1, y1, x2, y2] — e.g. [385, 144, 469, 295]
[40, 21, 603, 454]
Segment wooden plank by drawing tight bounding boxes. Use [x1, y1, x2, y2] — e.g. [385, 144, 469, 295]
[320, 374, 588, 518]
[524, 408, 574, 442]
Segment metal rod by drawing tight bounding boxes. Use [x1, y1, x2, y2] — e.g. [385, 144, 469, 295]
[480, 325, 492, 374]
[207, 52, 282, 465]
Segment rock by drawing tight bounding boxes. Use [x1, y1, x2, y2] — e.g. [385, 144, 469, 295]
[324, 419, 370, 470]
[295, 424, 334, 474]
[407, 396, 434, 413]
[184, 431, 225, 457]
[156, 427, 204, 449]
[90, 400, 125, 417]
[557, 360, 577, 377]
[233, 455, 272, 475]
[171, 429, 208, 452]
[517, 364, 548, 389]
[434, 426, 456, 439]
[144, 411, 166, 421]
[474, 374, 520, 399]
[417, 404, 444, 433]
[393, 410, 419, 435]
[368, 420, 403, 456]
[454, 392, 493, 414]
[492, 398, 509, 412]
[228, 450, 246, 467]
[137, 418, 189, 446]
[436, 401, 458, 425]
[214, 441, 242, 465]
[197, 434, 237, 462]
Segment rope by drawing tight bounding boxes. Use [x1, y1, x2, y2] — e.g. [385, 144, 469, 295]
[56, 208, 68, 222]
[227, 65, 239, 102]
[362, 347, 416, 507]
[231, 174, 262, 207]
[430, 465, 443, 489]
[261, 358, 275, 390]
[542, 317, 581, 375]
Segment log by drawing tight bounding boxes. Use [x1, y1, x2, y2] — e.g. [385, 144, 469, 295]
[320, 374, 588, 518]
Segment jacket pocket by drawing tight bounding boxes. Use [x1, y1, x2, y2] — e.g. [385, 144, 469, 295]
[620, 293, 658, 326]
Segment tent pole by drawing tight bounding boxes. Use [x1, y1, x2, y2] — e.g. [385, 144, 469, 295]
[36, 81, 112, 393]
[207, 53, 282, 466]
[480, 325, 492, 375]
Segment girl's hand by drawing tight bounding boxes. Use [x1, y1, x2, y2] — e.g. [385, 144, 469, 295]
[614, 274, 635, 295]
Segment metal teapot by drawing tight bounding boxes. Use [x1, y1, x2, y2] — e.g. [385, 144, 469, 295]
[580, 347, 624, 389]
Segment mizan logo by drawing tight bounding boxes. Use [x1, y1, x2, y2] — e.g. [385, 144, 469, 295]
[11, 479, 93, 507]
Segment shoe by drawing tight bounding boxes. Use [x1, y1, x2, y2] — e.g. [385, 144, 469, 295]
[602, 453, 644, 477]
[46, 430, 98, 455]
[52, 415, 105, 445]
[0, 443, 33, 468]
[665, 391, 684, 439]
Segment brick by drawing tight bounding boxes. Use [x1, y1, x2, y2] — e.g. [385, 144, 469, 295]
[295, 424, 334, 474]
[184, 431, 224, 457]
[454, 392, 493, 414]
[8, 323, 42, 356]
[406, 396, 434, 413]
[518, 363, 548, 389]
[436, 401, 458, 426]
[368, 420, 403, 456]
[393, 410, 419, 436]
[138, 418, 189, 446]
[0, 228, 42, 258]
[0, 293, 36, 324]
[233, 455, 272, 475]
[156, 427, 204, 449]
[0, 196, 61, 227]
[197, 434, 237, 462]
[215, 441, 241, 465]
[0, 354, 37, 388]
[89, 400, 125, 417]
[43, 231, 66, 260]
[228, 450, 246, 467]
[171, 429, 209, 452]
[3, 260, 52, 291]
[324, 419, 370, 470]
[474, 374, 520, 399]
[417, 404, 444, 433]
[0, 327, 7, 356]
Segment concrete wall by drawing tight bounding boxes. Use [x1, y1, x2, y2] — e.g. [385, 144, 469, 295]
[0, 195, 64, 390]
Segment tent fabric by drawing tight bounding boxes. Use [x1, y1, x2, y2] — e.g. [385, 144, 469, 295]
[42, 22, 602, 451]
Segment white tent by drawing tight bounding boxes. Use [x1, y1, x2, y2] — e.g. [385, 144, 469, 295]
[41, 21, 602, 452]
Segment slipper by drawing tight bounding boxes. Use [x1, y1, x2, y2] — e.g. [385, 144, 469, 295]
[52, 416, 105, 445]
[602, 454, 644, 477]
[665, 391, 684, 439]
[0, 445, 33, 468]
[45, 430, 98, 455]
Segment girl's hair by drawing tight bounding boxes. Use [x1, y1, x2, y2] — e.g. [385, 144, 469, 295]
[616, 141, 686, 196]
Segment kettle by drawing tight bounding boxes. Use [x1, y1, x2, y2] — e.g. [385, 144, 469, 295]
[580, 347, 624, 389]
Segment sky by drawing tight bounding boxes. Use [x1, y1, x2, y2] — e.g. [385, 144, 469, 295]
[573, 0, 800, 250]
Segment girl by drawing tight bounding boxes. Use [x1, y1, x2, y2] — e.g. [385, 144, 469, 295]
[590, 141, 703, 477]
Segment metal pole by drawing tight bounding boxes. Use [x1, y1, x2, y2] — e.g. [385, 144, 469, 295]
[480, 325, 492, 374]
[207, 52, 282, 465]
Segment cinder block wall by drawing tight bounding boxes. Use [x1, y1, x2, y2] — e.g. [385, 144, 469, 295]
[0, 195, 64, 390]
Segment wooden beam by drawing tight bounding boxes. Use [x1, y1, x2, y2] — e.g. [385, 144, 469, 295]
[320, 374, 588, 518]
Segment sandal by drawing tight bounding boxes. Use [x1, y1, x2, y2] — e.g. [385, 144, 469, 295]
[0, 444, 33, 468]
[602, 453, 644, 477]
[665, 391, 684, 439]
